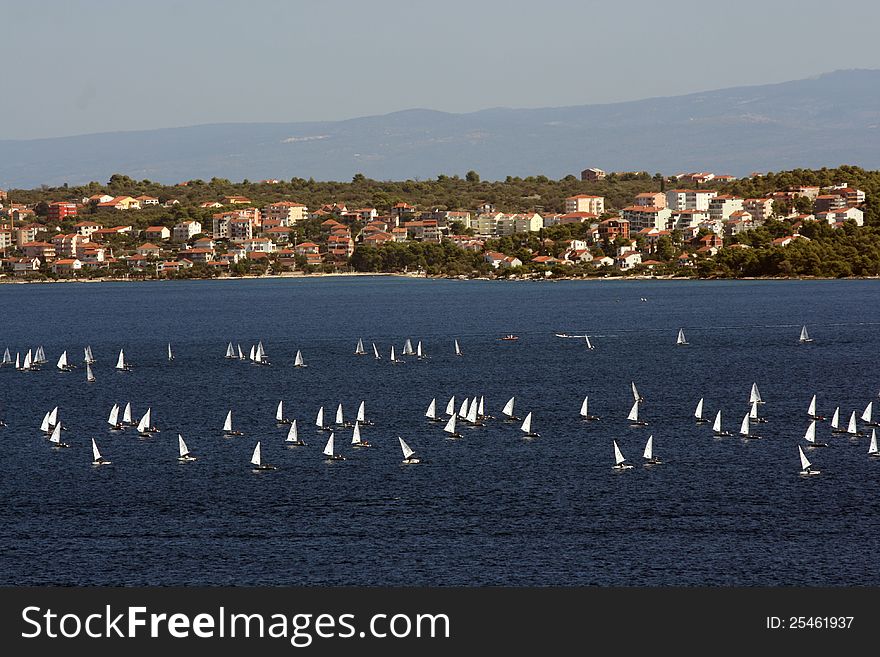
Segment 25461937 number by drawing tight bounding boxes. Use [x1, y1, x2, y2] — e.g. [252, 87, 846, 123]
[766, 616, 854, 629]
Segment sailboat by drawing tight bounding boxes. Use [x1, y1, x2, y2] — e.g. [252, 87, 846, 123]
[749, 383, 764, 405]
[585, 335, 595, 350]
[861, 401, 879, 427]
[250, 441, 278, 471]
[807, 394, 825, 421]
[107, 403, 123, 431]
[225, 342, 236, 359]
[869, 429, 879, 458]
[416, 341, 425, 360]
[254, 342, 270, 366]
[501, 397, 520, 422]
[642, 435, 661, 465]
[798, 445, 820, 476]
[14, 352, 20, 370]
[322, 433, 345, 461]
[351, 421, 372, 448]
[445, 396, 456, 417]
[115, 348, 131, 371]
[454, 339, 462, 356]
[627, 400, 648, 427]
[579, 396, 599, 421]
[403, 338, 414, 356]
[612, 439, 633, 470]
[91, 438, 111, 465]
[137, 408, 159, 436]
[712, 410, 732, 437]
[86, 363, 95, 383]
[799, 325, 813, 343]
[222, 410, 243, 436]
[399, 436, 420, 464]
[35, 346, 47, 364]
[749, 400, 768, 424]
[335, 403, 352, 428]
[443, 414, 462, 439]
[237, 344, 245, 360]
[356, 400, 373, 426]
[739, 413, 760, 440]
[676, 328, 688, 345]
[56, 350, 75, 371]
[275, 400, 291, 425]
[477, 396, 488, 419]
[390, 345, 404, 364]
[520, 411, 540, 438]
[248, 345, 256, 361]
[631, 382, 644, 403]
[426, 398, 440, 422]
[84, 345, 95, 364]
[1, 347, 11, 366]
[465, 399, 484, 426]
[354, 338, 366, 355]
[122, 402, 133, 426]
[830, 407, 846, 434]
[293, 350, 306, 367]
[22, 349, 33, 371]
[804, 420, 827, 448]
[694, 398, 708, 423]
[315, 406, 331, 431]
[458, 397, 469, 419]
[167, 343, 174, 361]
[49, 422, 70, 448]
[177, 434, 196, 462]
[285, 419, 305, 446]
[372, 343, 381, 360]
[47, 406, 61, 431]
[846, 410, 863, 438]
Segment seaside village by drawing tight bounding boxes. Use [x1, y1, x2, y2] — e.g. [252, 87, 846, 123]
[0, 170, 868, 279]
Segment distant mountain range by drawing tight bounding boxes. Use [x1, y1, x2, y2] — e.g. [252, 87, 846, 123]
[2, 69, 879, 189]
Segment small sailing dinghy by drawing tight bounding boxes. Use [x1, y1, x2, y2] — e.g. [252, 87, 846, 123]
[861, 401, 879, 427]
[585, 335, 595, 350]
[749, 383, 764, 405]
[167, 343, 174, 361]
[416, 341, 426, 360]
[237, 344, 245, 360]
[454, 339, 462, 356]
[315, 406, 332, 431]
[322, 433, 345, 461]
[798, 445, 820, 476]
[14, 352, 20, 370]
[694, 398, 708, 424]
[122, 402, 133, 426]
[250, 441, 278, 471]
[445, 396, 456, 417]
[403, 338, 414, 356]
[399, 437, 420, 464]
[254, 342, 271, 366]
[749, 400, 768, 424]
[177, 434, 196, 462]
[225, 342, 236, 359]
[372, 343, 381, 360]
[222, 410, 243, 436]
[115, 349, 132, 371]
[390, 345, 404, 364]
[612, 439, 633, 470]
[579, 396, 599, 421]
[804, 420, 827, 448]
[799, 325, 813, 343]
[354, 338, 366, 355]
[1, 347, 11, 366]
[351, 421, 372, 448]
[426, 398, 441, 422]
[807, 394, 825, 421]
[846, 410, 864, 438]
[868, 429, 879, 458]
[21, 349, 34, 371]
[501, 397, 520, 422]
[91, 438, 111, 465]
[86, 363, 95, 383]
[631, 382, 644, 403]
[107, 404, 123, 431]
[137, 408, 159, 436]
[49, 422, 70, 448]
[642, 435, 661, 465]
[335, 403, 353, 428]
[520, 412, 540, 438]
[34, 346, 47, 364]
[712, 410, 732, 437]
[293, 350, 306, 368]
[676, 328, 688, 345]
[739, 413, 761, 440]
[465, 399, 484, 426]
[356, 400, 373, 427]
[285, 419, 305, 446]
[275, 400, 291, 425]
[628, 400, 648, 427]
[443, 414, 462, 438]
[830, 407, 846, 434]
[84, 345, 95, 364]
[56, 350, 75, 371]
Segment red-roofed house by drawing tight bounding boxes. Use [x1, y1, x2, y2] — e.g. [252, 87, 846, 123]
[74, 220, 101, 238]
[144, 226, 171, 241]
[137, 242, 162, 257]
[52, 258, 82, 276]
[21, 241, 56, 260]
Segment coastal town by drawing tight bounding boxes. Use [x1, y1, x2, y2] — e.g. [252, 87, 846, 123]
[0, 167, 873, 280]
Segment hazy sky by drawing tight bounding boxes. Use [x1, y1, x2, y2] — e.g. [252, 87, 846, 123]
[2, 0, 879, 140]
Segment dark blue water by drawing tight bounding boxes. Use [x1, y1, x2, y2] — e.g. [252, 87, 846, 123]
[1, 277, 879, 585]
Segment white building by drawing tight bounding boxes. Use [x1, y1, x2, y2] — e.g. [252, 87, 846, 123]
[620, 205, 672, 232]
[708, 196, 744, 222]
[173, 220, 202, 243]
[564, 195, 605, 215]
[665, 189, 717, 212]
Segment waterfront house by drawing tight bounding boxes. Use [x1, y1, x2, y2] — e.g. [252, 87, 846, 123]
[52, 258, 82, 276]
[11, 257, 41, 275]
[294, 242, 320, 256]
[182, 248, 215, 264]
[21, 241, 56, 260]
[362, 231, 394, 247]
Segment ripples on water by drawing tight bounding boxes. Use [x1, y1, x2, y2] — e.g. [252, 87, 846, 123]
[1, 277, 879, 585]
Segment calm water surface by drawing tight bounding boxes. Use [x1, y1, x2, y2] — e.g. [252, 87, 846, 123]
[1, 277, 879, 585]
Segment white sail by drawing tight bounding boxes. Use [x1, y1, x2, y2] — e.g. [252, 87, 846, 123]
[84, 346, 90, 362]
[257, 341, 265, 358]
[861, 402, 873, 423]
[631, 382, 641, 402]
[2, 347, 10, 363]
[251, 442, 262, 466]
[86, 345, 94, 362]
[226, 342, 235, 358]
[445, 396, 456, 416]
[579, 396, 589, 417]
[122, 402, 132, 424]
[677, 329, 687, 345]
[178, 434, 190, 457]
[223, 411, 233, 432]
[520, 412, 532, 434]
[276, 400, 284, 422]
[847, 411, 858, 435]
[237, 344, 244, 359]
[108, 404, 119, 426]
[417, 341, 423, 358]
[712, 410, 722, 433]
[57, 351, 68, 370]
[254, 345, 263, 364]
[167, 343, 173, 360]
[804, 420, 817, 444]
[808, 395, 817, 417]
[613, 440, 626, 466]
[739, 414, 750, 436]
[478, 396, 485, 416]
[50, 422, 62, 444]
[316, 406, 324, 427]
[799, 325, 810, 342]
[286, 420, 299, 443]
[48, 406, 58, 426]
[40, 411, 51, 433]
[798, 445, 811, 470]
[92, 438, 102, 462]
[466, 400, 478, 424]
[503, 397, 516, 417]
[23, 350, 32, 370]
[294, 350, 304, 366]
[749, 400, 759, 419]
[585, 336, 593, 349]
[426, 398, 437, 419]
[454, 339, 461, 356]
[357, 401, 366, 423]
[390, 345, 396, 361]
[403, 338, 414, 355]
[749, 383, 762, 404]
[335, 404, 344, 425]
[627, 400, 640, 422]
[869, 430, 878, 455]
[372, 343, 380, 359]
[137, 408, 151, 433]
[323, 433, 335, 457]
[249, 345, 255, 361]
[399, 437, 414, 459]
[459, 397, 469, 418]
[643, 435, 653, 460]
[15, 353, 20, 369]
[694, 398, 704, 420]
[444, 414, 457, 435]
[86, 363, 95, 382]
[355, 338, 365, 355]
[116, 349, 127, 370]
[831, 407, 840, 429]
[351, 421, 362, 445]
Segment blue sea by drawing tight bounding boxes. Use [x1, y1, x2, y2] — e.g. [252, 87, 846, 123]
[1, 276, 879, 586]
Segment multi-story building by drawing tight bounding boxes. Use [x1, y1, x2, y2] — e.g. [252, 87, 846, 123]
[144, 226, 171, 241]
[564, 195, 605, 215]
[670, 210, 710, 230]
[665, 189, 717, 211]
[742, 197, 774, 222]
[620, 205, 672, 232]
[20, 241, 56, 260]
[580, 168, 606, 182]
[597, 218, 630, 241]
[229, 217, 253, 242]
[173, 220, 202, 242]
[262, 201, 307, 226]
[47, 201, 78, 223]
[51, 233, 83, 258]
[404, 219, 442, 243]
[634, 192, 666, 208]
[708, 195, 744, 222]
[73, 221, 101, 238]
[0, 229, 12, 252]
